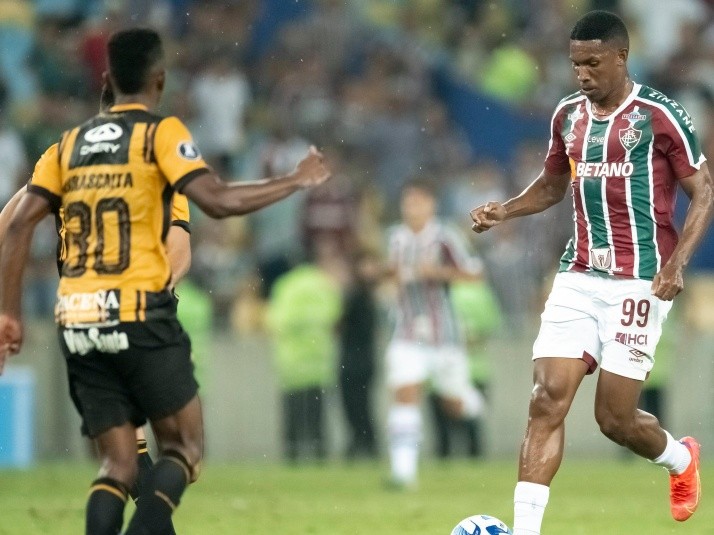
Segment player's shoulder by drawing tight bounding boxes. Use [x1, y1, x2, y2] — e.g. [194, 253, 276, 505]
[634, 84, 699, 134]
[634, 84, 692, 119]
[436, 219, 471, 244]
[634, 84, 681, 110]
[549, 91, 587, 124]
[553, 90, 586, 111]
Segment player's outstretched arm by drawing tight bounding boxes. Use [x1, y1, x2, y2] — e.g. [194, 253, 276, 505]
[651, 162, 714, 301]
[470, 169, 570, 233]
[0, 193, 51, 372]
[0, 186, 27, 246]
[182, 146, 330, 219]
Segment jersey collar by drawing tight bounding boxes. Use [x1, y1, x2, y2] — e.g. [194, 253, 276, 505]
[585, 82, 641, 122]
[108, 103, 149, 112]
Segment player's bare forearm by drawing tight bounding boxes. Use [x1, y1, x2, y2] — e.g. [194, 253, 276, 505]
[670, 164, 714, 268]
[471, 170, 569, 233]
[502, 170, 570, 219]
[181, 172, 297, 218]
[653, 164, 714, 300]
[183, 146, 330, 218]
[0, 197, 48, 318]
[0, 186, 27, 246]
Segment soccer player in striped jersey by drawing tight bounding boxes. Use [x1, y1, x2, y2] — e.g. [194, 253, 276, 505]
[470, 10, 713, 534]
[385, 179, 485, 489]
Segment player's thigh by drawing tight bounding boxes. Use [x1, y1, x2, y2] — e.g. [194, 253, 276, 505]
[94, 422, 140, 485]
[59, 328, 146, 438]
[594, 368, 644, 423]
[151, 394, 204, 470]
[598, 278, 673, 381]
[124, 319, 199, 424]
[385, 339, 429, 393]
[532, 272, 601, 373]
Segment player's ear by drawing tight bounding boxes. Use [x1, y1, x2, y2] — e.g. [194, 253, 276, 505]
[617, 47, 629, 65]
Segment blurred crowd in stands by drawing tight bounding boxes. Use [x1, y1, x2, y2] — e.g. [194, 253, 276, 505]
[0, 0, 713, 345]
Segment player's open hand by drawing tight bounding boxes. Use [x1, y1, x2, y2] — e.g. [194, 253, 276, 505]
[293, 146, 331, 188]
[470, 201, 507, 233]
[0, 314, 22, 375]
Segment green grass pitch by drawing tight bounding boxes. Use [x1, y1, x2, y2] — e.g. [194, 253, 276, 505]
[0, 459, 711, 534]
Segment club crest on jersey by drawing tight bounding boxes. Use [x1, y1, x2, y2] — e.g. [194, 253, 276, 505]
[619, 127, 642, 152]
[590, 247, 612, 271]
[177, 141, 201, 161]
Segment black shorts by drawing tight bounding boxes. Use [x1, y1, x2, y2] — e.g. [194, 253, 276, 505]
[58, 319, 198, 438]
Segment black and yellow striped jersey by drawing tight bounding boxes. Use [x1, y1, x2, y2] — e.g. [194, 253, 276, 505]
[29, 104, 208, 326]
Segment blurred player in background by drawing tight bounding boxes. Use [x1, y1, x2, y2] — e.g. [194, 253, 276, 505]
[0, 28, 329, 535]
[471, 10, 713, 534]
[384, 178, 484, 489]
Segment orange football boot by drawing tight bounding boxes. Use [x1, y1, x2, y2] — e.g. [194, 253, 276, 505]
[669, 437, 701, 522]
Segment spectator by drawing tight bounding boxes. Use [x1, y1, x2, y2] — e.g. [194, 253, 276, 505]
[266, 238, 345, 462]
[339, 250, 381, 460]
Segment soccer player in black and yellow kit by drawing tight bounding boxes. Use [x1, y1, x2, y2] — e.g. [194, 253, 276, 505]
[0, 84, 187, 535]
[0, 28, 330, 535]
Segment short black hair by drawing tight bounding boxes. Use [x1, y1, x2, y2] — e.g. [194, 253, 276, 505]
[107, 28, 164, 94]
[570, 10, 629, 47]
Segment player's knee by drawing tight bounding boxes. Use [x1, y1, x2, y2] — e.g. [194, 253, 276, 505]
[98, 450, 139, 488]
[161, 440, 203, 483]
[529, 381, 570, 424]
[594, 409, 632, 445]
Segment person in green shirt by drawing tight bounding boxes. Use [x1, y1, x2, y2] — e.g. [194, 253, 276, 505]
[266, 240, 344, 461]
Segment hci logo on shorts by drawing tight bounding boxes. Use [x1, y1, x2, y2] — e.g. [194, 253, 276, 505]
[615, 332, 648, 346]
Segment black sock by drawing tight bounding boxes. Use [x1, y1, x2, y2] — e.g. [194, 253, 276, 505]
[129, 439, 153, 502]
[124, 450, 190, 535]
[129, 440, 179, 535]
[86, 477, 128, 535]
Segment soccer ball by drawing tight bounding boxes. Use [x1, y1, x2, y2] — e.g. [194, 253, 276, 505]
[450, 514, 512, 535]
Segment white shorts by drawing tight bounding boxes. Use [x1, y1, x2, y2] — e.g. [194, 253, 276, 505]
[533, 271, 673, 381]
[385, 339, 472, 398]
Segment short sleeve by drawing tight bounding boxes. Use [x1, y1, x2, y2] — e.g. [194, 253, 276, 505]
[153, 116, 211, 192]
[653, 106, 706, 179]
[27, 143, 62, 212]
[170, 193, 190, 233]
[543, 107, 571, 176]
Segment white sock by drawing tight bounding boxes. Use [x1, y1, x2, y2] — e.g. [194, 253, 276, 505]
[387, 403, 422, 484]
[651, 430, 691, 474]
[513, 481, 550, 535]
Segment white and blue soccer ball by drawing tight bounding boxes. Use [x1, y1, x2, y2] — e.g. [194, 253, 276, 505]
[450, 514, 512, 535]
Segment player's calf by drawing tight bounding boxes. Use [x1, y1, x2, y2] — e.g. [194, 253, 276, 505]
[124, 449, 193, 535]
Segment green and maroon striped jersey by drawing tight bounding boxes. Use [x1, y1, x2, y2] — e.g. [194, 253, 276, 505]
[544, 83, 706, 280]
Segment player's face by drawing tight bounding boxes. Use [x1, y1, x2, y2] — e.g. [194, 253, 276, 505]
[569, 40, 626, 104]
[401, 187, 435, 229]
